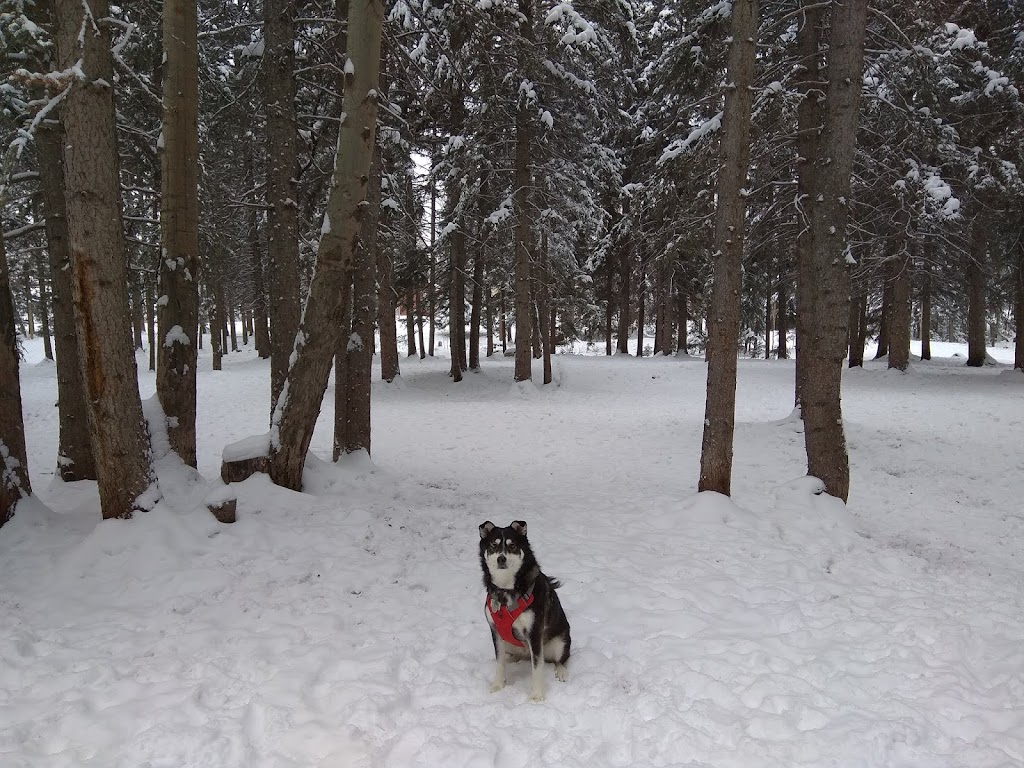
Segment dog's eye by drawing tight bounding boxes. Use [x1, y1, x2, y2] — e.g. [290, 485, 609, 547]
[505, 539, 513, 546]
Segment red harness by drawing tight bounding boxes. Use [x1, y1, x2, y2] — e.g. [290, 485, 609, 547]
[486, 593, 534, 648]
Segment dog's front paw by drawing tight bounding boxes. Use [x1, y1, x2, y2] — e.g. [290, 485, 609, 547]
[555, 665, 568, 683]
[529, 689, 546, 702]
[489, 679, 506, 693]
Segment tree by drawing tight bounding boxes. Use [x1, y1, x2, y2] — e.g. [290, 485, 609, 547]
[158, 0, 200, 466]
[54, 0, 155, 518]
[698, 0, 758, 496]
[799, 0, 869, 503]
[268, 0, 384, 491]
[37, 118, 95, 480]
[0, 217, 32, 526]
[264, 0, 302, 410]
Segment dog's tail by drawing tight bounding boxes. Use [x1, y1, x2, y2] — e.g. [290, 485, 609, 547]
[547, 576, 563, 590]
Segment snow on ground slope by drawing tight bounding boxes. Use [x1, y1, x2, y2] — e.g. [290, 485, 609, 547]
[2, 337, 1023, 768]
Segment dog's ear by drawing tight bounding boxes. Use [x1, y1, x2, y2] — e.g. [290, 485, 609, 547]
[479, 521, 496, 538]
[510, 521, 527, 536]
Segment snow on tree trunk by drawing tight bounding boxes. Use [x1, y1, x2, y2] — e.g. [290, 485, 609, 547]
[38, 119, 95, 481]
[698, 0, 758, 497]
[55, 0, 156, 518]
[158, 0, 200, 467]
[799, 0, 869, 503]
[264, 0, 302, 413]
[266, 0, 384, 491]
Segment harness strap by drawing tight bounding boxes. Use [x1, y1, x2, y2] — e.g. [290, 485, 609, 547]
[486, 593, 535, 648]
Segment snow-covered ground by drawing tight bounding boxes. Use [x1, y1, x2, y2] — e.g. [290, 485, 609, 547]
[2, 332, 1023, 768]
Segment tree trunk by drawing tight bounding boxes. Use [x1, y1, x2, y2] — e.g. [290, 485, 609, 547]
[265, 0, 302, 411]
[36, 258, 53, 360]
[38, 119, 96, 480]
[158, 0, 200, 467]
[210, 276, 227, 371]
[888, 246, 912, 372]
[1015, 237, 1023, 371]
[616, 208, 631, 354]
[146, 282, 156, 371]
[499, 288, 508, 354]
[485, 278, 494, 358]
[605, 266, 614, 355]
[676, 283, 689, 355]
[448, 206, 466, 381]
[130, 283, 145, 351]
[698, 0, 758, 496]
[848, 293, 866, 367]
[376, 248, 400, 382]
[531, 297, 543, 359]
[24, 272, 35, 339]
[799, 0, 868, 502]
[469, 250, 483, 369]
[56, 0, 155, 518]
[228, 290, 239, 352]
[540, 233, 553, 384]
[777, 272, 789, 359]
[513, 6, 534, 383]
[335, 153, 379, 459]
[0, 222, 32, 527]
[266, 0, 384, 490]
[920, 257, 932, 361]
[966, 217, 987, 367]
[636, 268, 646, 357]
[246, 141, 271, 360]
[793, 1, 823, 407]
[874, 264, 892, 359]
[765, 268, 773, 359]
[428, 168, 437, 356]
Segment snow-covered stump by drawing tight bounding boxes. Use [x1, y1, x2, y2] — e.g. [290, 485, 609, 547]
[220, 433, 271, 484]
[204, 483, 239, 524]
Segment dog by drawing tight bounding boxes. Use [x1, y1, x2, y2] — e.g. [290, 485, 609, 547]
[479, 520, 571, 701]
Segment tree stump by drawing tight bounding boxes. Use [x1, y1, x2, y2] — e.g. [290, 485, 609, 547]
[220, 433, 271, 484]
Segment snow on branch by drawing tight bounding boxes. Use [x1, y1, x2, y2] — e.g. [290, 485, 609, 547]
[658, 111, 722, 166]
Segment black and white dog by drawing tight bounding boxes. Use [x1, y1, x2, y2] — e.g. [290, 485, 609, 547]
[479, 520, 571, 701]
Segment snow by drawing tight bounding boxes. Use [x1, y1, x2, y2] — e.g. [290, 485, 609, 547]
[3, 334, 1024, 767]
[163, 325, 191, 348]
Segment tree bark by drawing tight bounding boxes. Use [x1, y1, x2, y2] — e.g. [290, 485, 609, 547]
[513, 4, 535, 382]
[264, 0, 302, 411]
[966, 217, 987, 367]
[158, 0, 200, 467]
[376, 246, 400, 382]
[469, 250, 484, 369]
[36, 257, 54, 360]
[698, 0, 758, 496]
[540, 232, 553, 384]
[266, 0, 384, 490]
[676, 282, 689, 355]
[888, 245, 912, 372]
[777, 272, 789, 359]
[449, 219, 466, 381]
[605, 265, 614, 355]
[848, 293, 866, 367]
[799, 0, 868, 502]
[334, 153, 379, 458]
[56, 0, 155, 517]
[38, 119, 96, 480]
[1015, 236, 1023, 371]
[793, 1, 823, 407]
[0, 221, 32, 527]
[920, 256, 932, 361]
[874, 264, 892, 359]
[636, 267, 646, 357]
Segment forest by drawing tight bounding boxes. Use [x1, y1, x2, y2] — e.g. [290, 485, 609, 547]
[1, 0, 1022, 523]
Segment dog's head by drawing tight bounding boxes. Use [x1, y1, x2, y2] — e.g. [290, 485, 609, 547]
[479, 521, 530, 587]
